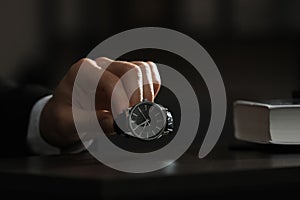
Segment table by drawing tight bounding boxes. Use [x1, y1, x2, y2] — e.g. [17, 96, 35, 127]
[1, 143, 300, 199]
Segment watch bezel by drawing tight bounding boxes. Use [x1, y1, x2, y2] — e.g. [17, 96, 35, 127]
[127, 100, 167, 141]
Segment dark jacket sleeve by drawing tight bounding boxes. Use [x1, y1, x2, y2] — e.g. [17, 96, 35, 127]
[0, 80, 52, 157]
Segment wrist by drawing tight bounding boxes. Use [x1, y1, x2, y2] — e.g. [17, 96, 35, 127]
[27, 95, 61, 155]
[40, 97, 79, 148]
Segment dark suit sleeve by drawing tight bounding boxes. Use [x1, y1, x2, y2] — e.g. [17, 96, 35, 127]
[0, 80, 52, 157]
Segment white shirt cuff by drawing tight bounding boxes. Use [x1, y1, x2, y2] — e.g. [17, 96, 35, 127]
[27, 95, 93, 155]
[27, 95, 59, 155]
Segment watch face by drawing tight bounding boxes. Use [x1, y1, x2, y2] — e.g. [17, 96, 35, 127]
[129, 101, 166, 140]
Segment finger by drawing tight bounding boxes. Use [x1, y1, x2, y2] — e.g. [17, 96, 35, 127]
[97, 67, 129, 114]
[70, 58, 128, 114]
[131, 61, 154, 102]
[95, 57, 143, 107]
[146, 61, 161, 97]
[64, 108, 115, 142]
[66, 58, 101, 92]
[96, 110, 115, 135]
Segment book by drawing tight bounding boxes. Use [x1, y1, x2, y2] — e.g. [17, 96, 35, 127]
[233, 99, 300, 144]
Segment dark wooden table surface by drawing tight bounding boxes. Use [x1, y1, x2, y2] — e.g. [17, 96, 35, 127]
[1, 143, 300, 199]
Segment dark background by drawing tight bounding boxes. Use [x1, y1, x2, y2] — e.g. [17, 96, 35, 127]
[1, 0, 300, 148]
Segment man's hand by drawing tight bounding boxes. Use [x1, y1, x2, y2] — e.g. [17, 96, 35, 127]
[40, 57, 161, 148]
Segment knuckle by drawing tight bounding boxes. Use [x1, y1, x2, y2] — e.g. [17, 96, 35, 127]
[122, 62, 142, 75]
[77, 58, 92, 65]
[138, 62, 151, 72]
[147, 62, 154, 71]
[147, 61, 158, 73]
[97, 56, 109, 60]
[67, 59, 88, 81]
[101, 72, 119, 93]
[148, 61, 161, 83]
[72, 58, 92, 72]
[95, 56, 112, 63]
[132, 65, 143, 75]
[68, 58, 99, 82]
[147, 61, 156, 66]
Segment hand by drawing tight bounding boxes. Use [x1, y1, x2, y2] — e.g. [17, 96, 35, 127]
[40, 57, 161, 148]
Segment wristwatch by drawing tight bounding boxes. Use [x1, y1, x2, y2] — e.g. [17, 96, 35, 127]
[113, 99, 174, 141]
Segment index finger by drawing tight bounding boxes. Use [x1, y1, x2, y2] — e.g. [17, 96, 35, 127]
[95, 57, 143, 107]
[146, 61, 161, 97]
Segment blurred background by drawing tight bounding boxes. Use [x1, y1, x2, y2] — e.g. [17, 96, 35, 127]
[1, 0, 300, 147]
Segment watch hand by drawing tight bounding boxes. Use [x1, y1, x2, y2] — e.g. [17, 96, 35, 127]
[133, 120, 148, 130]
[138, 107, 148, 121]
[137, 120, 148, 127]
[146, 119, 150, 126]
[138, 122, 148, 137]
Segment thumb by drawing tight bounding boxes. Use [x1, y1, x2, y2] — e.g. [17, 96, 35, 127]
[96, 110, 115, 135]
[71, 108, 116, 141]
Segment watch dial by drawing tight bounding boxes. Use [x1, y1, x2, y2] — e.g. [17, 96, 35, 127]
[129, 102, 166, 140]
